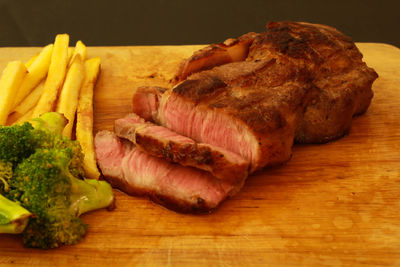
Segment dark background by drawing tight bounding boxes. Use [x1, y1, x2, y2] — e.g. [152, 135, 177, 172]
[1, 0, 399, 47]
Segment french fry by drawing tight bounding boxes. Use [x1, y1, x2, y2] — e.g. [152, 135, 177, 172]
[6, 112, 20, 125]
[32, 34, 69, 118]
[13, 109, 34, 125]
[25, 54, 38, 68]
[67, 47, 74, 63]
[56, 55, 85, 138]
[76, 57, 101, 179]
[12, 44, 53, 110]
[0, 61, 27, 125]
[7, 80, 45, 124]
[69, 41, 87, 66]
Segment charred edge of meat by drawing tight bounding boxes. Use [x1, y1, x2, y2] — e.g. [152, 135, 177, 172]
[265, 21, 331, 64]
[353, 76, 376, 116]
[134, 134, 213, 165]
[190, 147, 214, 165]
[173, 45, 232, 83]
[173, 32, 259, 83]
[103, 174, 219, 214]
[173, 76, 227, 104]
[151, 193, 218, 214]
[297, 126, 352, 144]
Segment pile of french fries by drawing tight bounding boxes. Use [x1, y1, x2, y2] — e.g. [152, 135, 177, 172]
[0, 34, 101, 180]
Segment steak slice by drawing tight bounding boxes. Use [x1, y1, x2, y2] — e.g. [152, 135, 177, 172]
[95, 130, 236, 213]
[114, 113, 249, 184]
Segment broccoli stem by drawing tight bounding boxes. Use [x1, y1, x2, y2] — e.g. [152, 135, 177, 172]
[69, 178, 114, 217]
[29, 112, 68, 135]
[0, 194, 32, 234]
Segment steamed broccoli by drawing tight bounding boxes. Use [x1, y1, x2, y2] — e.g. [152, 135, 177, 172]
[0, 122, 36, 166]
[0, 161, 32, 234]
[0, 112, 83, 178]
[0, 112, 114, 248]
[30, 112, 85, 178]
[0, 112, 80, 174]
[7, 148, 113, 248]
[0, 160, 12, 193]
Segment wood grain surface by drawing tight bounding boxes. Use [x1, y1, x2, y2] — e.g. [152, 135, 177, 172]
[0, 43, 399, 266]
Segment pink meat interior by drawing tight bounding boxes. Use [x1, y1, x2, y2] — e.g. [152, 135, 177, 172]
[158, 92, 259, 166]
[140, 125, 195, 145]
[132, 90, 158, 121]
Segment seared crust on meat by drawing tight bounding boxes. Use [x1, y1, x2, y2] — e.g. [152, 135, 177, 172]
[103, 174, 222, 213]
[250, 21, 378, 143]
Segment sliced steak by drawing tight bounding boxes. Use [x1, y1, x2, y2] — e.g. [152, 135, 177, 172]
[133, 59, 311, 172]
[95, 130, 237, 213]
[114, 113, 249, 184]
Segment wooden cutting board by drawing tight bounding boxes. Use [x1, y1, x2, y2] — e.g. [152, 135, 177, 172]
[0, 43, 399, 266]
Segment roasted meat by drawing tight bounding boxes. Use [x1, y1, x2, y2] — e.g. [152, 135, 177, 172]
[96, 21, 378, 212]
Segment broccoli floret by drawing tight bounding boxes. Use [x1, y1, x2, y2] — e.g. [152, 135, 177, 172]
[27, 125, 85, 179]
[49, 134, 85, 179]
[0, 160, 12, 194]
[31, 112, 85, 178]
[0, 112, 68, 167]
[0, 123, 36, 166]
[0, 112, 84, 178]
[7, 148, 113, 249]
